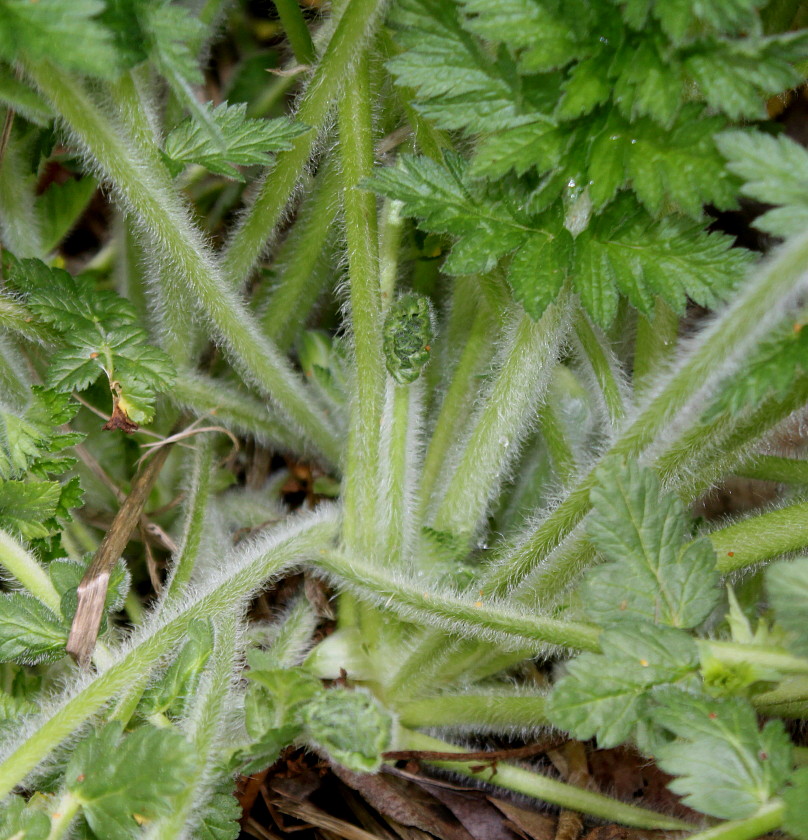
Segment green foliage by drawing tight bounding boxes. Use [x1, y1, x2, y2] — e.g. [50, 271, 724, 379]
[582, 460, 719, 628]
[718, 130, 808, 238]
[197, 792, 242, 840]
[0, 795, 49, 840]
[368, 155, 749, 325]
[652, 690, 792, 820]
[0, 0, 118, 77]
[0, 594, 67, 664]
[703, 320, 808, 420]
[65, 721, 196, 840]
[3, 2, 808, 839]
[163, 103, 309, 180]
[5, 256, 175, 427]
[545, 621, 699, 748]
[140, 620, 214, 718]
[383, 293, 434, 384]
[783, 767, 808, 840]
[36, 177, 97, 254]
[302, 688, 394, 773]
[371, 0, 807, 324]
[240, 667, 321, 771]
[766, 557, 808, 657]
[0, 387, 82, 481]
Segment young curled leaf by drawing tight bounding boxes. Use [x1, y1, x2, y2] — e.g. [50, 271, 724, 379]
[383, 293, 434, 385]
[303, 687, 393, 773]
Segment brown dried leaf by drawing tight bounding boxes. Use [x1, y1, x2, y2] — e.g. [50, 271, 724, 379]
[332, 766, 474, 840]
[488, 799, 555, 840]
[427, 785, 520, 840]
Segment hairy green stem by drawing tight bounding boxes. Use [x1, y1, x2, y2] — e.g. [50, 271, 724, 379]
[170, 370, 307, 457]
[657, 376, 808, 500]
[709, 500, 808, 573]
[114, 215, 150, 327]
[27, 65, 340, 465]
[432, 302, 570, 543]
[150, 613, 239, 840]
[678, 802, 783, 840]
[538, 399, 577, 485]
[379, 197, 406, 304]
[0, 71, 52, 126]
[633, 298, 678, 395]
[220, 0, 387, 286]
[398, 692, 547, 731]
[385, 632, 455, 702]
[339, 50, 386, 557]
[317, 549, 602, 652]
[487, 231, 808, 597]
[275, 0, 316, 64]
[420, 280, 499, 512]
[0, 124, 43, 258]
[733, 454, 808, 484]
[0, 528, 62, 614]
[256, 160, 341, 351]
[700, 640, 808, 675]
[383, 380, 420, 562]
[394, 729, 693, 831]
[0, 512, 338, 796]
[46, 790, 81, 840]
[257, 595, 319, 668]
[164, 439, 215, 600]
[573, 308, 626, 426]
[752, 676, 808, 716]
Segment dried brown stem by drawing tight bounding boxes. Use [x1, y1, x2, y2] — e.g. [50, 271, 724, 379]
[67, 441, 174, 667]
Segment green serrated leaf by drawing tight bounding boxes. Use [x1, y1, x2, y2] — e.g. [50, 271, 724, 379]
[53, 476, 84, 523]
[0, 0, 120, 78]
[0, 593, 67, 664]
[652, 689, 792, 819]
[718, 130, 808, 238]
[164, 102, 309, 180]
[546, 621, 699, 748]
[6, 258, 137, 332]
[583, 459, 720, 628]
[459, 0, 606, 73]
[140, 620, 215, 718]
[766, 558, 808, 658]
[705, 321, 808, 419]
[783, 766, 808, 839]
[0, 479, 61, 539]
[685, 34, 806, 121]
[387, 0, 540, 132]
[198, 792, 242, 840]
[507, 227, 572, 319]
[369, 156, 747, 325]
[145, 0, 207, 84]
[0, 795, 50, 840]
[0, 387, 80, 480]
[6, 258, 175, 426]
[624, 107, 736, 218]
[66, 722, 196, 840]
[244, 668, 321, 741]
[627, 0, 762, 43]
